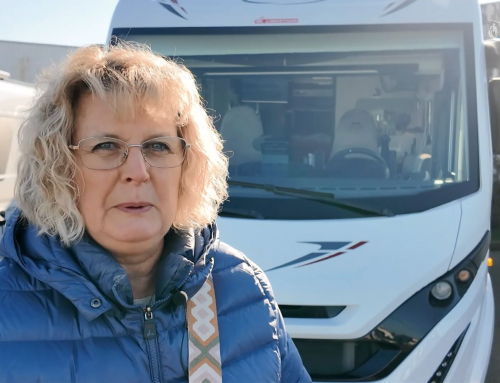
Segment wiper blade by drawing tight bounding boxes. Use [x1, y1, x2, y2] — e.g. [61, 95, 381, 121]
[219, 206, 265, 219]
[227, 180, 395, 217]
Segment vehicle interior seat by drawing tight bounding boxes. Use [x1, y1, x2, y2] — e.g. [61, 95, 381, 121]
[220, 105, 264, 167]
[330, 108, 380, 157]
[327, 109, 389, 178]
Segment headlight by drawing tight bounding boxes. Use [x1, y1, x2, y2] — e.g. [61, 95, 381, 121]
[363, 231, 489, 380]
[431, 281, 453, 300]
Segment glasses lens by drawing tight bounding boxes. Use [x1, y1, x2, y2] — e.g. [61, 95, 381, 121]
[78, 137, 127, 170]
[142, 137, 187, 168]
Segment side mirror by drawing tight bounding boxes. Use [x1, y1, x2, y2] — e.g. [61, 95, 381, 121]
[489, 78, 500, 154]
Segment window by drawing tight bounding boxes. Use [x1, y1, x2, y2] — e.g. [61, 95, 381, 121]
[133, 28, 478, 218]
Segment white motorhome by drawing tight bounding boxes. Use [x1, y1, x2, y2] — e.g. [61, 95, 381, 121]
[0, 71, 34, 214]
[109, 1, 495, 381]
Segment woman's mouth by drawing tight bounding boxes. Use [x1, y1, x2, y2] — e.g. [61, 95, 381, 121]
[115, 203, 153, 214]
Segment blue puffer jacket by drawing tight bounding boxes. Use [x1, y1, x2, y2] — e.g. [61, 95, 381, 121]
[0, 209, 311, 383]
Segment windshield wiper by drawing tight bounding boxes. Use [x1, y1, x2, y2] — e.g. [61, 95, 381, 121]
[219, 206, 265, 219]
[227, 180, 395, 217]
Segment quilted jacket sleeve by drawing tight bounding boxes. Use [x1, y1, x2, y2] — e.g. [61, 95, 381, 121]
[249, 260, 312, 383]
[278, 315, 312, 382]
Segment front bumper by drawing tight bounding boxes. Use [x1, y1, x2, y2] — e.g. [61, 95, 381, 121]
[303, 260, 494, 383]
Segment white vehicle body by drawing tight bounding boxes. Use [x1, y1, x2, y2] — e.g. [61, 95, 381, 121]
[109, 1, 495, 381]
[0, 71, 34, 213]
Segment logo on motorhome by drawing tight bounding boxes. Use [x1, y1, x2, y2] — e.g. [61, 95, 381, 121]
[154, 0, 188, 20]
[255, 16, 299, 24]
[155, 0, 421, 21]
[266, 241, 368, 272]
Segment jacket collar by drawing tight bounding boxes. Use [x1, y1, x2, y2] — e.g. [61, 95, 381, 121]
[0, 209, 218, 321]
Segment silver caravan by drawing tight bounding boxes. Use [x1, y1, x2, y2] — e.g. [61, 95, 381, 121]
[0, 71, 34, 213]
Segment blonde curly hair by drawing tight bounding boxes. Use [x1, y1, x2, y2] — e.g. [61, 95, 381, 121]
[15, 42, 228, 246]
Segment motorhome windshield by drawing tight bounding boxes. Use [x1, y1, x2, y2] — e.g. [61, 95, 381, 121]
[125, 28, 478, 219]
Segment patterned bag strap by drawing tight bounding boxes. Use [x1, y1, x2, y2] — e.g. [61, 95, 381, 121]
[187, 274, 222, 383]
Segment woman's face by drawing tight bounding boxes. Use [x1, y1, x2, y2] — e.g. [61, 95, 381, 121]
[74, 94, 182, 255]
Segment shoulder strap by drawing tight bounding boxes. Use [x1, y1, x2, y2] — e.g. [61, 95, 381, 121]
[187, 274, 222, 383]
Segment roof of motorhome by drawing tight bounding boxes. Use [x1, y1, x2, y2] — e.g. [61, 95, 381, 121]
[110, 0, 483, 32]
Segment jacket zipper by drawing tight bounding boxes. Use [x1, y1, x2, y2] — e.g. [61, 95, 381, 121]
[144, 305, 161, 383]
[112, 272, 192, 383]
[111, 261, 199, 382]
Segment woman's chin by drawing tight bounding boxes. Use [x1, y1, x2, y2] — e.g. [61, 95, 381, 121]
[110, 222, 164, 244]
[102, 210, 168, 243]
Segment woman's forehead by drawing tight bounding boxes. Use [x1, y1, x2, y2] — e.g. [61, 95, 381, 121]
[75, 94, 179, 140]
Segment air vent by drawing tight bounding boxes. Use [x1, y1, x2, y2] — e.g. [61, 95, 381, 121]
[279, 305, 345, 319]
[294, 338, 399, 381]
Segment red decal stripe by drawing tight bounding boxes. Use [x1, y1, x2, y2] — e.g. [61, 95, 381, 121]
[348, 241, 367, 250]
[297, 252, 345, 268]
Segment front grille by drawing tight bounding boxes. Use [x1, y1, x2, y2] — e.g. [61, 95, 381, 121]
[293, 339, 400, 381]
[280, 305, 346, 319]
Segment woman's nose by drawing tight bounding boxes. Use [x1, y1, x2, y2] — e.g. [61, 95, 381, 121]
[120, 147, 150, 183]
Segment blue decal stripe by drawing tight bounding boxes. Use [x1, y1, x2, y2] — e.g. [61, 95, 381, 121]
[384, 2, 395, 11]
[267, 252, 330, 272]
[382, 0, 419, 16]
[300, 241, 351, 251]
[159, 3, 187, 19]
[266, 242, 353, 272]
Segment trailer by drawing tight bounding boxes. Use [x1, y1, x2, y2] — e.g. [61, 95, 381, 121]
[0, 71, 34, 215]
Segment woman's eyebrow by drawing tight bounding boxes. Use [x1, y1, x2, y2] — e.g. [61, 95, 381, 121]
[144, 132, 178, 140]
[90, 133, 121, 139]
[85, 132, 177, 140]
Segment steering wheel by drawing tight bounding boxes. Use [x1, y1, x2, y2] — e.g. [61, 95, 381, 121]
[328, 148, 390, 179]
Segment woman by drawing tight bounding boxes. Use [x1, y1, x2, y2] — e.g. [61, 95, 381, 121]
[0, 43, 311, 383]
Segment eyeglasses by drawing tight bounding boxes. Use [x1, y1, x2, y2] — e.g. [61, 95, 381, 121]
[69, 136, 191, 170]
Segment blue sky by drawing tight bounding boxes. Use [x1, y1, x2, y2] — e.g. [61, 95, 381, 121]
[0, 0, 119, 46]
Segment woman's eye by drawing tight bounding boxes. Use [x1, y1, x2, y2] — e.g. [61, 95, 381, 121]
[93, 142, 119, 151]
[147, 142, 170, 152]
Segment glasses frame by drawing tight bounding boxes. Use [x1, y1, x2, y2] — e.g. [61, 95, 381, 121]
[69, 135, 191, 170]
